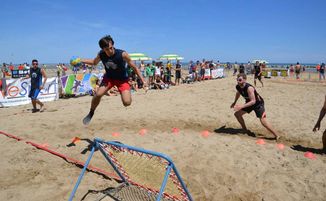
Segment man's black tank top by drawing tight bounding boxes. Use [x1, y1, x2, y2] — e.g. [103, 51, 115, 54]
[99, 49, 128, 80]
[30, 67, 42, 89]
[320, 65, 325, 73]
[254, 65, 260, 75]
[236, 83, 263, 105]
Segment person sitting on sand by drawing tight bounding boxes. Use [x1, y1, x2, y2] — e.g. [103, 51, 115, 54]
[128, 76, 138, 92]
[313, 95, 326, 153]
[153, 76, 168, 90]
[108, 86, 119, 96]
[230, 73, 280, 140]
[92, 77, 118, 96]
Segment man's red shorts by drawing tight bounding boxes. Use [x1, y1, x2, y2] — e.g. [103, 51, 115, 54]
[101, 77, 130, 92]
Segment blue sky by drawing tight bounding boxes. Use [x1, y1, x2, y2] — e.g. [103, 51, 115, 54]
[1, 0, 325, 64]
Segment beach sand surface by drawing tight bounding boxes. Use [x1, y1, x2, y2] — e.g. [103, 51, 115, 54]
[1, 74, 326, 201]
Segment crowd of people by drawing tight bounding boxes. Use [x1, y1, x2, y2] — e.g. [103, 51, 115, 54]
[56, 63, 68, 77]
[1, 34, 325, 152]
[126, 59, 226, 92]
[1, 60, 324, 83]
[1, 59, 325, 101]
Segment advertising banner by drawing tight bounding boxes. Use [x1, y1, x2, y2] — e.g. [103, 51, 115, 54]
[211, 68, 224, 79]
[60, 73, 99, 95]
[0, 77, 58, 107]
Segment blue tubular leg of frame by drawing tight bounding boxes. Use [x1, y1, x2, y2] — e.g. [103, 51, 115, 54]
[68, 144, 96, 201]
[96, 140, 128, 184]
[157, 164, 173, 201]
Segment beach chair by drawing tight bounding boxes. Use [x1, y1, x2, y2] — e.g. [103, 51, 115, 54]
[184, 74, 194, 84]
[69, 138, 193, 201]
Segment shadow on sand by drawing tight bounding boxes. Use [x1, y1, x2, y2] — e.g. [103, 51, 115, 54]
[215, 126, 325, 155]
[214, 125, 277, 141]
[291, 145, 325, 155]
[66, 138, 95, 154]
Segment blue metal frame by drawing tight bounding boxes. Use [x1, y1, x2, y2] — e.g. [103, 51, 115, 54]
[157, 164, 172, 201]
[68, 145, 96, 201]
[97, 142, 128, 184]
[68, 138, 193, 201]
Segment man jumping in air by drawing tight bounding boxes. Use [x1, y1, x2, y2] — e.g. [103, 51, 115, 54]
[81, 35, 147, 125]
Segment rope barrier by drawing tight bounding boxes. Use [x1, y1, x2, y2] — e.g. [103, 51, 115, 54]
[0, 130, 120, 181]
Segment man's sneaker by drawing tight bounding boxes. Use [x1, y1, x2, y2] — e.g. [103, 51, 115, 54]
[83, 111, 94, 125]
[32, 109, 40, 113]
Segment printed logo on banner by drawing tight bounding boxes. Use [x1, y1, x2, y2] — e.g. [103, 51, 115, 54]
[7, 86, 19, 97]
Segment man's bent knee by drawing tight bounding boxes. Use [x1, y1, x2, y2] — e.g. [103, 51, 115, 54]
[123, 101, 131, 107]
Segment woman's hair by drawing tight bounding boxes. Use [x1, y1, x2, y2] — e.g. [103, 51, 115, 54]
[98, 35, 114, 49]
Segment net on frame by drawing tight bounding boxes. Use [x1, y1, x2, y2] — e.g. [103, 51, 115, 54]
[69, 138, 192, 201]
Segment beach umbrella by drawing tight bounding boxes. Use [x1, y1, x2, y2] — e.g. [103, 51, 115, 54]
[251, 59, 269, 64]
[158, 54, 184, 61]
[129, 53, 152, 61]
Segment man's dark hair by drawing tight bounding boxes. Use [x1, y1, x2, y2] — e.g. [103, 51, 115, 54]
[32, 59, 38, 63]
[99, 35, 114, 49]
[237, 73, 247, 80]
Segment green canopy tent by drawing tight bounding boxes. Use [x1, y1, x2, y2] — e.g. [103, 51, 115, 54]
[128, 53, 152, 76]
[129, 53, 152, 61]
[158, 54, 184, 61]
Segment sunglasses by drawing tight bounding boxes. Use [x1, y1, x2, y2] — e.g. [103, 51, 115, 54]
[103, 46, 114, 51]
[237, 78, 243, 82]
[32, 62, 38, 65]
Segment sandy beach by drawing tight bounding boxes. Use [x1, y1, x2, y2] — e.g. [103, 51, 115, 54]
[1, 72, 326, 201]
